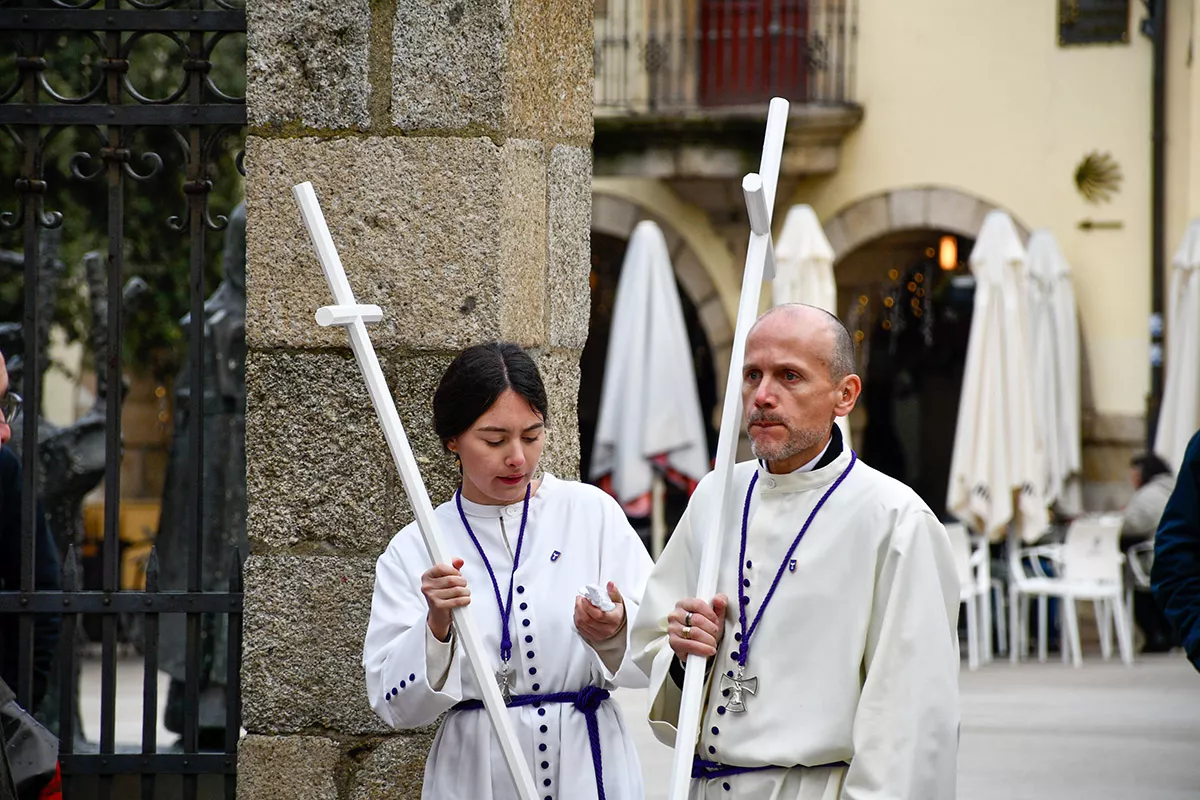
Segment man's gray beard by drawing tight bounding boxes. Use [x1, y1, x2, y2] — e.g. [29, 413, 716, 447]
[749, 423, 826, 463]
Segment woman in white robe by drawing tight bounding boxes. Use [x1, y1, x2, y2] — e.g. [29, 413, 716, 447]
[363, 342, 653, 799]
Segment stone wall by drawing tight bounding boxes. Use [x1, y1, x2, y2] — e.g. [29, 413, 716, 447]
[239, 1, 593, 795]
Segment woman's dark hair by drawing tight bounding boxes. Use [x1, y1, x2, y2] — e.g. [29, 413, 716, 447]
[1132, 452, 1172, 483]
[432, 342, 548, 449]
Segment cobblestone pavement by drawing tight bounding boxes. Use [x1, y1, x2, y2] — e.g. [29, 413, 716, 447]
[82, 650, 1200, 798]
[612, 652, 1200, 800]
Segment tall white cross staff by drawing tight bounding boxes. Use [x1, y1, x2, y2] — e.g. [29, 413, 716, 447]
[667, 97, 789, 800]
[291, 182, 540, 800]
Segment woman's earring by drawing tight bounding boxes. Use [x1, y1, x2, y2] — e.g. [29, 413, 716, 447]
[453, 452, 462, 472]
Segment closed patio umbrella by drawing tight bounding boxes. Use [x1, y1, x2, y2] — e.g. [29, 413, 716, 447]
[1025, 229, 1082, 515]
[947, 210, 1047, 543]
[590, 220, 710, 556]
[1155, 218, 1200, 472]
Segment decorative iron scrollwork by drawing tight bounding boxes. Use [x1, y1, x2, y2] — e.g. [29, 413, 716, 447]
[68, 150, 104, 181]
[805, 33, 829, 72]
[6, 179, 63, 230]
[592, 0, 854, 111]
[204, 31, 247, 102]
[3, 0, 246, 236]
[165, 124, 242, 232]
[643, 38, 669, 74]
[122, 31, 191, 105]
[38, 31, 107, 104]
[124, 0, 187, 11]
[0, 124, 22, 154]
[45, 0, 105, 9]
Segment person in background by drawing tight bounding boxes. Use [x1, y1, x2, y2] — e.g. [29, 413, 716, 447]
[1122, 453, 1177, 653]
[0, 676, 62, 800]
[0, 351, 61, 714]
[1152, 430, 1200, 671]
[0, 350, 60, 714]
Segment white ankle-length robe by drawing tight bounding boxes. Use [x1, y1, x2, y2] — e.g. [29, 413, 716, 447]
[364, 473, 653, 799]
[630, 448, 961, 799]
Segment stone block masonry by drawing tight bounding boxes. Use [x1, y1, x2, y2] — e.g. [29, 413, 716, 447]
[241, 0, 594, 794]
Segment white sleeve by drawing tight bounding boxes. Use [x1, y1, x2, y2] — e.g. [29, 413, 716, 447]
[425, 625, 456, 691]
[1121, 483, 1165, 539]
[840, 510, 961, 800]
[582, 493, 656, 686]
[629, 485, 708, 747]
[362, 531, 465, 728]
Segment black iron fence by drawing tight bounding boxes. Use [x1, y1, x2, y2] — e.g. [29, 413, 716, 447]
[595, 0, 858, 113]
[0, 1, 245, 797]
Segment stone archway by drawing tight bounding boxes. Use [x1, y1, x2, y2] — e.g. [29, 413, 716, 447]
[590, 189, 736, 393]
[817, 185, 1034, 518]
[821, 186, 1032, 265]
[584, 189, 735, 544]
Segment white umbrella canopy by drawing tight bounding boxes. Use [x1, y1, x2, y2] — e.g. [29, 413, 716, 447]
[771, 204, 851, 441]
[1155, 218, 1200, 472]
[1025, 229, 1082, 515]
[773, 204, 837, 312]
[590, 220, 710, 526]
[947, 210, 1047, 543]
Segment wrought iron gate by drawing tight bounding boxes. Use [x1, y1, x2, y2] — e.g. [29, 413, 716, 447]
[0, 0, 245, 797]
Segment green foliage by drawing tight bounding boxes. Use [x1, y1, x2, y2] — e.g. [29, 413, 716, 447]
[0, 27, 246, 381]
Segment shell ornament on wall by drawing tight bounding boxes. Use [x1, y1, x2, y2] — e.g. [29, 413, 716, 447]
[1074, 151, 1123, 204]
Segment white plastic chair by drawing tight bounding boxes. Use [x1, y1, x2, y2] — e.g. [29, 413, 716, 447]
[947, 522, 986, 670]
[989, 567, 1009, 659]
[1125, 539, 1155, 645]
[1008, 516, 1133, 667]
[1015, 540, 1069, 663]
[969, 531, 1007, 662]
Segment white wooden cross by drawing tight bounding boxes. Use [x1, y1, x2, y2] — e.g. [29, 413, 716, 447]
[666, 97, 789, 800]
[292, 183, 540, 800]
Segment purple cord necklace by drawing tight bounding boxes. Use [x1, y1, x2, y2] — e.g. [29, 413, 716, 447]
[455, 483, 531, 702]
[720, 452, 857, 713]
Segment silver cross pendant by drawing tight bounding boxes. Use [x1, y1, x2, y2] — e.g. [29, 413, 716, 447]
[496, 660, 513, 703]
[718, 664, 758, 713]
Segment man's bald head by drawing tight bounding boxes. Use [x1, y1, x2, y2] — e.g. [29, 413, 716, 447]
[749, 303, 857, 381]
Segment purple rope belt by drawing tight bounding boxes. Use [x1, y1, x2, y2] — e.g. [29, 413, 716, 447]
[453, 685, 611, 800]
[691, 756, 850, 781]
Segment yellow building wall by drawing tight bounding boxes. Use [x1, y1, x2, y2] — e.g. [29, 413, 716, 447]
[1191, 0, 1200, 219]
[792, 0, 1193, 419]
[1165, 0, 1195, 256]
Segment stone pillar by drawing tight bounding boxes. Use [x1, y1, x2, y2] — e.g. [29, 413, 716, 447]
[238, 0, 593, 795]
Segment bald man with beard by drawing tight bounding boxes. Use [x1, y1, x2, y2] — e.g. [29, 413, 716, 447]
[631, 304, 960, 800]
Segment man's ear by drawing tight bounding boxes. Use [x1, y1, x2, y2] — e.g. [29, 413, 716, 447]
[834, 374, 861, 418]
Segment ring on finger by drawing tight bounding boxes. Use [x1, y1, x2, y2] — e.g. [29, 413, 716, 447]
[682, 626, 692, 640]
[684, 611, 693, 627]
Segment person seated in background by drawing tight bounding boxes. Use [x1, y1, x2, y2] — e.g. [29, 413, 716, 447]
[1122, 453, 1176, 653]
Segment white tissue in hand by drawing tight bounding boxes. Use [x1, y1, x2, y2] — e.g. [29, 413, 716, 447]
[580, 583, 616, 612]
